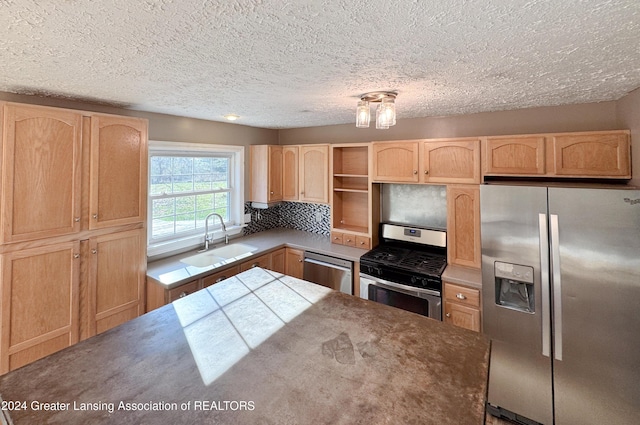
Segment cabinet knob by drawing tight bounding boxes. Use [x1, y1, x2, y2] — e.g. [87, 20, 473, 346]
[74, 217, 80, 222]
[215, 276, 227, 283]
[360, 241, 366, 245]
[424, 170, 429, 175]
[456, 293, 467, 300]
[413, 170, 417, 174]
[92, 214, 98, 219]
[445, 313, 451, 318]
[73, 253, 80, 259]
[346, 239, 352, 242]
[91, 249, 97, 254]
[251, 263, 259, 268]
[298, 259, 302, 262]
[270, 191, 274, 195]
[301, 192, 304, 195]
[179, 292, 188, 298]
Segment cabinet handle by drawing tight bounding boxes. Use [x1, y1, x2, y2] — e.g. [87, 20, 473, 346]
[456, 293, 467, 300]
[91, 249, 97, 254]
[215, 276, 227, 283]
[73, 254, 80, 259]
[424, 170, 429, 175]
[179, 291, 188, 298]
[413, 170, 417, 174]
[251, 262, 259, 268]
[445, 313, 451, 318]
[74, 217, 80, 222]
[346, 239, 352, 242]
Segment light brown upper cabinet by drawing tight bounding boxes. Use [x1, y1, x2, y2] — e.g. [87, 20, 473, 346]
[372, 141, 420, 182]
[1, 104, 83, 243]
[282, 146, 299, 201]
[299, 144, 329, 203]
[447, 185, 481, 269]
[482, 130, 630, 179]
[420, 139, 481, 184]
[0, 241, 80, 374]
[483, 135, 548, 176]
[88, 229, 146, 336]
[550, 131, 630, 177]
[250, 145, 283, 204]
[89, 114, 148, 229]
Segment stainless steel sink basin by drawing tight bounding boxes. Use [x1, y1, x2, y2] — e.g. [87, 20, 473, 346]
[180, 243, 258, 268]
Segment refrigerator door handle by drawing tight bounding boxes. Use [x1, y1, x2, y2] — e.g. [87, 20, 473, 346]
[538, 213, 551, 358]
[550, 214, 563, 361]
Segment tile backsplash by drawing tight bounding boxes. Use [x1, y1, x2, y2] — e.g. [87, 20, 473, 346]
[243, 202, 331, 236]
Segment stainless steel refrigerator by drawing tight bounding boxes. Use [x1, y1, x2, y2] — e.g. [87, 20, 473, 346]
[480, 184, 640, 425]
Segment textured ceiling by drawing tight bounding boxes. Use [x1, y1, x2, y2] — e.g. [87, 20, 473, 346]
[1, 0, 640, 129]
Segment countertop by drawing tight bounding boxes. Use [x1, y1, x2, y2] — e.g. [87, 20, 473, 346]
[148, 228, 483, 290]
[441, 265, 482, 289]
[147, 228, 370, 289]
[0, 268, 490, 425]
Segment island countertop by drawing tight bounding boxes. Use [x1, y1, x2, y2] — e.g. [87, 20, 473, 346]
[0, 268, 490, 425]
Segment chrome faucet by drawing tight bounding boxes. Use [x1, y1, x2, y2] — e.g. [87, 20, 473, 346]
[200, 213, 228, 251]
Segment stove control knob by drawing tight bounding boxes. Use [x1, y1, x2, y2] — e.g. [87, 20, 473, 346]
[410, 276, 417, 284]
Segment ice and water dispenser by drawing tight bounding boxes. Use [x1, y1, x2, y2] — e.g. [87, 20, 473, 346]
[494, 261, 535, 313]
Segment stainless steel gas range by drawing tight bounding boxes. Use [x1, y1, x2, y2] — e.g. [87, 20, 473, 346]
[359, 223, 447, 320]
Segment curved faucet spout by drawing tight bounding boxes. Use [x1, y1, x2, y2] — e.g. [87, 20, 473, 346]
[200, 212, 228, 251]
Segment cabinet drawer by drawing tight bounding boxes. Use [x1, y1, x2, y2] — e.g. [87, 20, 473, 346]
[330, 231, 344, 244]
[444, 282, 480, 308]
[201, 266, 240, 288]
[342, 234, 356, 247]
[240, 254, 271, 271]
[355, 236, 371, 249]
[168, 280, 200, 302]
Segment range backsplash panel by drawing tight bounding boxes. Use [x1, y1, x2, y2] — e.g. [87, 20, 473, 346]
[243, 202, 330, 236]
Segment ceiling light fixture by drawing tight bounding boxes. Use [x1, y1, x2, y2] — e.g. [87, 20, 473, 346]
[223, 114, 240, 121]
[356, 91, 397, 129]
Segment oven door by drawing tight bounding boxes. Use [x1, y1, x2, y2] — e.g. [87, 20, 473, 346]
[360, 274, 442, 320]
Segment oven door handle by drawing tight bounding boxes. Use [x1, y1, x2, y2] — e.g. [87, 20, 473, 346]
[361, 274, 441, 299]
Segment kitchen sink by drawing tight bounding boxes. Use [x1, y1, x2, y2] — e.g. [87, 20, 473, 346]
[180, 243, 258, 268]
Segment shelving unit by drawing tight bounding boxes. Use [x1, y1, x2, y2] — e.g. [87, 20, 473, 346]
[330, 144, 379, 249]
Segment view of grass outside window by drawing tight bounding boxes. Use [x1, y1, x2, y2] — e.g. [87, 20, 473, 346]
[150, 155, 231, 242]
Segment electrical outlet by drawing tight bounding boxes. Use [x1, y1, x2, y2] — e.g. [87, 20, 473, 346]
[244, 213, 252, 223]
[315, 211, 323, 223]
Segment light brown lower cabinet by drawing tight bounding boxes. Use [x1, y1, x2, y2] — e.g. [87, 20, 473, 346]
[88, 229, 146, 336]
[1, 241, 81, 374]
[443, 281, 481, 332]
[270, 248, 286, 274]
[285, 248, 304, 279]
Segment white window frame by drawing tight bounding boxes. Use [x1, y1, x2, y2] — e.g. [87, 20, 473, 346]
[147, 140, 245, 258]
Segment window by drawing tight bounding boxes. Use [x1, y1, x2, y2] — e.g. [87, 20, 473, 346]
[148, 141, 244, 257]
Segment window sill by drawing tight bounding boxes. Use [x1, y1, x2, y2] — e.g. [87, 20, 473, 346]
[147, 224, 247, 259]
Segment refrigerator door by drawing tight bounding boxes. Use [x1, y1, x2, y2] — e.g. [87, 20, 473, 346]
[480, 185, 553, 425]
[549, 188, 640, 425]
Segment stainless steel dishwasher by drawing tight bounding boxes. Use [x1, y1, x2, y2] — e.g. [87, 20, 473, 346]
[302, 252, 353, 295]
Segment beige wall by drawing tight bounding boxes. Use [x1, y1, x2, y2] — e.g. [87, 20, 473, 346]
[278, 101, 619, 145]
[0, 91, 279, 198]
[616, 88, 640, 186]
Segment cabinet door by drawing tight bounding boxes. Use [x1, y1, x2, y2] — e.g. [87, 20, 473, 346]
[268, 146, 283, 202]
[421, 140, 480, 184]
[300, 145, 329, 203]
[550, 132, 630, 177]
[282, 146, 299, 201]
[1, 104, 82, 242]
[447, 185, 481, 269]
[483, 136, 546, 175]
[1, 241, 80, 374]
[444, 302, 481, 332]
[270, 248, 286, 274]
[88, 229, 145, 336]
[89, 114, 148, 229]
[285, 248, 304, 279]
[372, 142, 420, 182]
